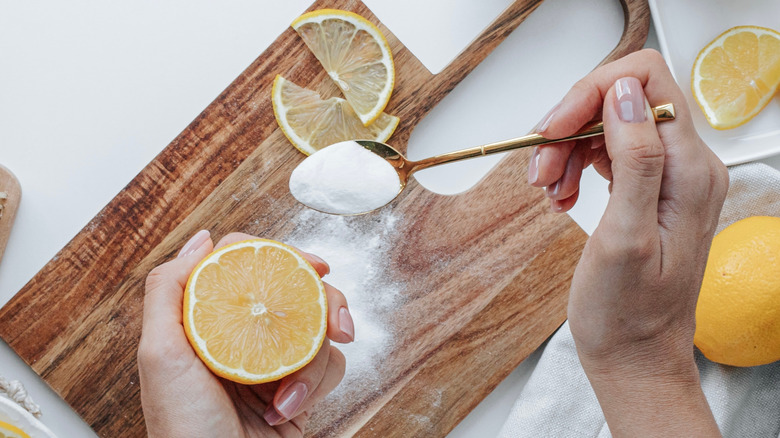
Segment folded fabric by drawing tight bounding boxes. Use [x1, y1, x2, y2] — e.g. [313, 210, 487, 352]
[498, 163, 780, 438]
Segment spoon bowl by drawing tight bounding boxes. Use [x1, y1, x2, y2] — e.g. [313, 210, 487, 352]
[354, 140, 409, 190]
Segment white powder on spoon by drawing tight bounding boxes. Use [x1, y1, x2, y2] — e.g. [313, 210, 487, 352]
[289, 140, 401, 215]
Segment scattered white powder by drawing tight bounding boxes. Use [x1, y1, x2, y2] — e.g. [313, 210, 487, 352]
[284, 207, 404, 409]
[289, 140, 401, 215]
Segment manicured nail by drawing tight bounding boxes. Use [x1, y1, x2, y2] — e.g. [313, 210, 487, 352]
[276, 382, 308, 419]
[528, 147, 540, 184]
[263, 406, 284, 426]
[339, 307, 355, 341]
[535, 101, 561, 134]
[614, 77, 646, 123]
[177, 230, 210, 258]
[551, 199, 564, 213]
[546, 180, 561, 198]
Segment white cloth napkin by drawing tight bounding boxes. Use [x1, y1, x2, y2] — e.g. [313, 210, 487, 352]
[498, 163, 780, 438]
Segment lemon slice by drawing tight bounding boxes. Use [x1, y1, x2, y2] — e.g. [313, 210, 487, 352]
[272, 75, 399, 155]
[184, 239, 328, 384]
[692, 25, 780, 130]
[292, 9, 395, 126]
[0, 420, 31, 438]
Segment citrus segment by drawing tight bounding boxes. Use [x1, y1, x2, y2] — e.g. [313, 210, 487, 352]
[272, 75, 399, 155]
[0, 421, 31, 438]
[184, 239, 327, 383]
[694, 216, 780, 367]
[292, 9, 395, 126]
[692, 25, 780, 129]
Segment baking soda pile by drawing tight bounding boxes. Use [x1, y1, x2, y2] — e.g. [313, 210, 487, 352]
[288, 140, 401, 215]
[286, 207, 404, 405]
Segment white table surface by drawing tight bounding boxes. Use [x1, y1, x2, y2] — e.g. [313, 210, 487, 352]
[2, 1, 779, 436]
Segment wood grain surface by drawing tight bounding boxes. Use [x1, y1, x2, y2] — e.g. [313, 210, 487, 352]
[0, 1, 650, 436]
[0, 165, 21, 267]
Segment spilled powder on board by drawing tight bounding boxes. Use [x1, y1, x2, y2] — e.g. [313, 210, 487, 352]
[285, 207, 404, 404]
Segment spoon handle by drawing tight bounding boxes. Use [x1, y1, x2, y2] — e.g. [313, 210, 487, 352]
[410, 103, 675, 173]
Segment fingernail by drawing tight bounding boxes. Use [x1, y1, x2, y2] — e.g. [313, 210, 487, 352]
[546, 180, 560, 198]
[276, 382, 308, 419]
[528, 147, 540, 184]
[339, 307, 355, 341]
[535, 101, 561, 134]
[263, 406, 285, 426]
[177, 230, 210, 258]
[551, 199, 564, 213]
[614, 77, 646, 123]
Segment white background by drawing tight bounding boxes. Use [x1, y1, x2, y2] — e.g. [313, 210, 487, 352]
[2, 1, 779, 437]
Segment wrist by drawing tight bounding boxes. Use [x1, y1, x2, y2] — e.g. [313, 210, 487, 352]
[577, 334, 699, 385]
[571, 313, 698, 380]
[581, 348, 701, 396]
[578, 345, 720, 437]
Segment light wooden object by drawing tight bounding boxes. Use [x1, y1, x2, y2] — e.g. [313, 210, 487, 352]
[0, 1, 650, 436]
[0, 165, 21, 267]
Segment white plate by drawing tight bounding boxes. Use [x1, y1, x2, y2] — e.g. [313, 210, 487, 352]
[649, 0, 780, 166]
[0, 396, 57, 438]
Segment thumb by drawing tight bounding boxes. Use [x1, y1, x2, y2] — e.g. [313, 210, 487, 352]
[142, 230, 214, 338]
[601, 77, 665, 234]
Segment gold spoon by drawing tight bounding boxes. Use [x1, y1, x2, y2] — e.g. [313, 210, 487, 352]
[291, 104, 675, 215]
[359, 103, 675, 195]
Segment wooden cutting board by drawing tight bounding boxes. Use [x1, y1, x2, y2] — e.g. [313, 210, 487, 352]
[0, 1, 650, 436]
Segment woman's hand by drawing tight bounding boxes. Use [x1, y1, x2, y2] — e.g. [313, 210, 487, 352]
[530, 49, 728, 436]
[138, 231, 354, 438]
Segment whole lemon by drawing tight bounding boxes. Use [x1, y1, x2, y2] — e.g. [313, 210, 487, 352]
[694, 216, 780, 367]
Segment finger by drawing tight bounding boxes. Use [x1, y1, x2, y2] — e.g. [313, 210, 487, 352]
[213, 232, 331, 277]
[534, 49, 692, 142]
[530, 124, 605, 189]
[294, 346, 345, 416]
[325, 283, 354, 343]
[528, 140, 576, 187]
[602, 77, 665, 233]
[546, 141, 588, 201]
[284, 346, 346, 432]
[142, 230, 214, 339]
[587, 136, 605, 151]
[226, 382, 308, 437]
[263, 339, 335, 425]
[213, 231, 256, 249]
[551, 189, 580, 213]
[588, 146, 613, 182]
[298, 251, 330, 277]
